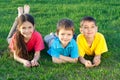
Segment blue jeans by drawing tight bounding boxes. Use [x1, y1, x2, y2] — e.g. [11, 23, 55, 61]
[7, 17, 18, 44]
[44, 33, 56, 48]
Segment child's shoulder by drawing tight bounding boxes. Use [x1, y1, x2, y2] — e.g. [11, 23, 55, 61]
[68, 39, 77, 47]
[33, 31, 41, 34]
[96, 32, 105, 38]
[70, 38, 76, 43]
[33, 31, 42, 36]
[53, 37, 59, 43]
[95, 32, 106, 41]
[31, 31, 43, 40]
[50, 37, 61, 47]
[77, 33, 84, 38]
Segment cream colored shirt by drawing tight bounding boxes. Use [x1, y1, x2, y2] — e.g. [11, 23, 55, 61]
[77, 32, 108, 57]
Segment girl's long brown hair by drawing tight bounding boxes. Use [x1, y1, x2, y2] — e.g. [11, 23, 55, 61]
[14, 14, 34, 60]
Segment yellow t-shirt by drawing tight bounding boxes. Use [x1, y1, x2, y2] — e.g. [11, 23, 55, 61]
[77, 32, 108, 57]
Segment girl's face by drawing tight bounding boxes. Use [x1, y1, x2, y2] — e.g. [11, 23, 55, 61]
[57, 28, 73, 47]
[80, 21, 97, 39]
[18, 21, 34, 40]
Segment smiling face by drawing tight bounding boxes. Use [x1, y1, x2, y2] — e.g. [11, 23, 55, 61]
[18, 21, 34, 40]
[80, 21, 97, 39]
[57, 28, 73, 47]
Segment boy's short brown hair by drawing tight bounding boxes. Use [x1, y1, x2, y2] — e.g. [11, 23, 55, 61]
[56, 19, 74, 34]
[80, 16, 96, 27]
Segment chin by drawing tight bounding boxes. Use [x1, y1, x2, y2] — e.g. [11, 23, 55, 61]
[25, 35, 31, 38]
[64, 42, 69, 45]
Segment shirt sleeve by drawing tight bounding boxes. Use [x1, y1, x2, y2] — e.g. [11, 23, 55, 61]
[77, 35, 85, 57]
[70, 39, 79, 58]
[35, 33, 45, 51]
[47, 42, 60, 58]
[95, 34, 108, 55]
[9, 34, 16, 52]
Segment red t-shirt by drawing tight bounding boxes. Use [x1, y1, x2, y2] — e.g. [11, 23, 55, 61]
[9, 31, 45, 52]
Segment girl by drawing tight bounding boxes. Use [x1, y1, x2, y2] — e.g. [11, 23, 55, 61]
[8, 6, 44, 67]
[7, 5, 30, 43]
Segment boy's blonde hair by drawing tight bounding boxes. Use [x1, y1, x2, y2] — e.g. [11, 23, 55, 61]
[80, 16, 96, 27]
[56, 19, 74, 35]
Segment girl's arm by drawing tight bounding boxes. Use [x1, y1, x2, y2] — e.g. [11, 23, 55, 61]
[13, 51, 31, 67]
[32, 51, 40, 61]
[59, 55, 78, 63]
[31, 51, 40, 66]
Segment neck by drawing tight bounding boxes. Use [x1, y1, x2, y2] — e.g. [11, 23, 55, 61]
[24, 37, 30, 43]
[85, 37, 94, 47]
[62, 43, 68, 48]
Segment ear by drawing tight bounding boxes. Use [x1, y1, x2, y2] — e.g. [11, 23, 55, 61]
[33, 24, 35, 30]
[80, 28, 83, 33]
[17, 26, 20, 31]
[56, 32, 59, 36]
[95, 26, 98, 32]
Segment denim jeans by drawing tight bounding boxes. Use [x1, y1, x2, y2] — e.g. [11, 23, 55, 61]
[7, 18, 18, 44]
[44, 33, 56, 48]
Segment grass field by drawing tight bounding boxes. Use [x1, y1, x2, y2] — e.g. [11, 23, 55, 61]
[0, 0, 120, 80]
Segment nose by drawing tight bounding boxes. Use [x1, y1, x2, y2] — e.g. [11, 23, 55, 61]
[25, 28, 29, 32]
[64, 35, 68, 39]
[88, 27, 92, 31]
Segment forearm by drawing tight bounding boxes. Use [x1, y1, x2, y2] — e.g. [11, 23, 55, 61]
[52, 57, 66, 63]
[93, 55, 101, 66]
[94, 55, 101, 59]
[13, 52, 27, 64]
[60, 55, 78, 63]
[79, 56, 86, 64]
[32, 51, 40, 61]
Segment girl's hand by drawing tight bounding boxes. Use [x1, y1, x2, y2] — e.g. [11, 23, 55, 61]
[23, 60, 31, 68]
[85, 60, 94, 68]
[31, 59, 39, 67]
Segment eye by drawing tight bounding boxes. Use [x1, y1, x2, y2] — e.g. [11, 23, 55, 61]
[84, 26, 88, 29]
[61, 33, 65, 35]
[22, 26, 26, 29]
[91, 26, 95, 28]
[68, 34, 72, 36]
[28, 26, 32, 29]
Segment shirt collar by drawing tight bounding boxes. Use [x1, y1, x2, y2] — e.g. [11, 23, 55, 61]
[55, 37, 73, 48]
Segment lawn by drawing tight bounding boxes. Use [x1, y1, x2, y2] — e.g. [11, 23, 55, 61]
[0, 0, 120, 80]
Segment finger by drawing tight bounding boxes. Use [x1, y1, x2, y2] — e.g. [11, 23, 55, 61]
[31, 62, 35, 67]
[35, 62, 39, 66]
[91, 64, 95, 67]
[24, 64, 31, 68]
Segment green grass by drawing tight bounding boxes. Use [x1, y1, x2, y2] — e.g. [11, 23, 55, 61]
[0, 0, 120, 80]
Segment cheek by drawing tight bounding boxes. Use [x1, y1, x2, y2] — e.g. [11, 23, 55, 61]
[58, 35, 62, 39]
[69, 35, 73, 39]
[82, 30, 87, 34]
[31, 29, 34, 32]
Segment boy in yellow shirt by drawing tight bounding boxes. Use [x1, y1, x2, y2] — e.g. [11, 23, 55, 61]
[77, 16, 108, 68]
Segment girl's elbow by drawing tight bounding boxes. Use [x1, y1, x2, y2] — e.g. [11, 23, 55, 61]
[14, 55, 17, 60]
[13, 53, 19, 60]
